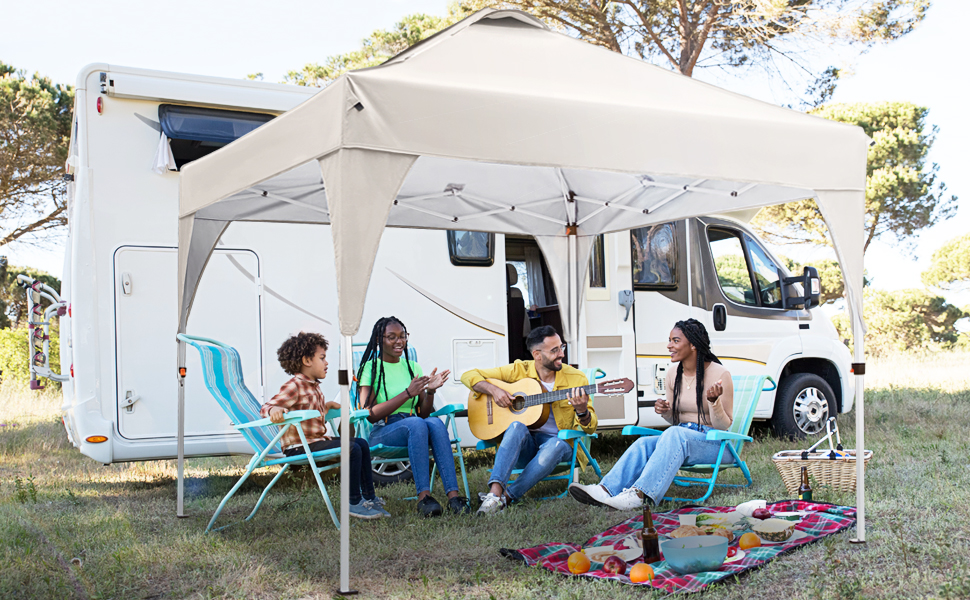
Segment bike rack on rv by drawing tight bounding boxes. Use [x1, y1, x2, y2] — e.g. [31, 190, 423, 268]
[17, 274, 70, 388]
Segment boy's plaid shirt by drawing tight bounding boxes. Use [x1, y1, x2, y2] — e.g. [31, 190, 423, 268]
[260, 373, 333, 449]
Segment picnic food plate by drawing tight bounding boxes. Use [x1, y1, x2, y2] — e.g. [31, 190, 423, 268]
[585, 533, 643, 563]
[584, 545, 643, 563]
[724, 549, 746, 564]
[681, 511, 746, 530]
[771, 511, 808, 521]
[755, 528, 809, 545]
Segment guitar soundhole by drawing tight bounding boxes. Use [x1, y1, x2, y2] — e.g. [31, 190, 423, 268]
[510, 394, 527, 414]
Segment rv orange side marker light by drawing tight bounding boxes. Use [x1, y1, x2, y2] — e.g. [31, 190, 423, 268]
[85, 435, 108, 444]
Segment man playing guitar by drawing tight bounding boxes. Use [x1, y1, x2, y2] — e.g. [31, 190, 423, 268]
[461, 325, 596, 514]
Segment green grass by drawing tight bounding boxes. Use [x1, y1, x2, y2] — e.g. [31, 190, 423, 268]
[1, 354, 969, 599]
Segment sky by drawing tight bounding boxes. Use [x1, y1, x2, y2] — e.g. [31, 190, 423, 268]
[2, 0, 967, 308]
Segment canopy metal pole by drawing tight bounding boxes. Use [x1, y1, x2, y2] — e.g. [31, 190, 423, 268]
[338, 334, 355, 594]
[851, 318, 866, 543]
[177, 338, 186, 517]
[567, 231, 578, 359]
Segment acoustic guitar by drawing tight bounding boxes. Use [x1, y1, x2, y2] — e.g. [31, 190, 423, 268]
[468, 377, 634, 441]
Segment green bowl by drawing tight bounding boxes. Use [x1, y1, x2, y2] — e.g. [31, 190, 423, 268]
[660, 536, 728, 574]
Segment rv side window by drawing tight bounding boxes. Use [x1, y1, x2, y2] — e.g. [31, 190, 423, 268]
[159, 105, 275, 169]
[588, 234, 606, 288]
[631, 223, 677, 290]
[447, 231, 494, 266]
[708, 228, 757, 306]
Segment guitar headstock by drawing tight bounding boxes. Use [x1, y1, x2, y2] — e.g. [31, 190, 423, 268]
[595, 378, 635, 396]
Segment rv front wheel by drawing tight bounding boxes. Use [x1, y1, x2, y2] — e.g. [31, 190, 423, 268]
[372, 460, 414, 486]
[771, 373, 834, 439]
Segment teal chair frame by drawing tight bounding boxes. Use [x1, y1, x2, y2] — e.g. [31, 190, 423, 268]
[622, 375, 776, 503]
[349, 344, 470, 500]
[475, 368, 605, 501]
[179, 334, 369, 533]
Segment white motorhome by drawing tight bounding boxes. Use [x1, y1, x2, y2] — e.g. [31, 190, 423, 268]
[49, 64, 851, 480]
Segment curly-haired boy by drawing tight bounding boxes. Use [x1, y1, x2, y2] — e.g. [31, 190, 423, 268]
[260, 332, 389, 519]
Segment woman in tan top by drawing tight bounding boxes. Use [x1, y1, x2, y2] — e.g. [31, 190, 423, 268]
[569, 318, 734, 509]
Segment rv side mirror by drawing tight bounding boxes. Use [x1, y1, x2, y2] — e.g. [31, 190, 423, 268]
[779, 266, 821, 310]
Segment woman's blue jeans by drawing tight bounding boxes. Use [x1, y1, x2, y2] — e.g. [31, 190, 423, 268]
[489, 421, 571, 501]
[600, 424, 734, 505]
[369, 414, 459, 496]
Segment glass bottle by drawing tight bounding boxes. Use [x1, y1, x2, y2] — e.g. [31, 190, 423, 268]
[642, 502, 662, 564]
[798, 465, 813, 501]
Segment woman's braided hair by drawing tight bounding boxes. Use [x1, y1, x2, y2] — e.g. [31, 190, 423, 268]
[670, 318, 721, 426]
[356, 316, 417, 414]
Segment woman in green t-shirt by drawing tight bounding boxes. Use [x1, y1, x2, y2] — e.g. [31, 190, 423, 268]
[358, 316, 471, 517]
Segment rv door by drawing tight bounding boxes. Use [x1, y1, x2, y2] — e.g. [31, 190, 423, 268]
[115, 247, 263, 441]
[582, 233, 637, 427]
[696, 217, 805, 377]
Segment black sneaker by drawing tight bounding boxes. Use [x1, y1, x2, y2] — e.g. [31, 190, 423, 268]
[417, 495, 443, 518]
[447, 496, 471, 515]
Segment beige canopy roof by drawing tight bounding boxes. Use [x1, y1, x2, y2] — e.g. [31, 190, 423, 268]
[178, 9, 868, 342]
[176, 8, 871, 587]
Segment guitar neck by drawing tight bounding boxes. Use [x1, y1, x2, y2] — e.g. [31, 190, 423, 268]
[521, 383, 597, 409]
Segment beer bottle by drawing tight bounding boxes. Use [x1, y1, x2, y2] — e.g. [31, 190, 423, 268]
[798, 466, 813, 501]
[642, 502, 662, 564]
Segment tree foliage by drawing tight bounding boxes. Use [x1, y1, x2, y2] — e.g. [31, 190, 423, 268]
[285, 13, 455, 87]
[832, 288, 965, 356]
[455, 0, 929, 83]
[0, 62, 74, 247]
[287, 2, 928, 96]
[921, 233, 970, 291]
[753, 101, 956, 254]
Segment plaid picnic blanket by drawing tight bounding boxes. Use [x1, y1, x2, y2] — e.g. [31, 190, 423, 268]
[500, 501, 856, 594]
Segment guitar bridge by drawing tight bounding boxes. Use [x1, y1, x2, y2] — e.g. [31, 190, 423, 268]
[487, 397, 493, 425]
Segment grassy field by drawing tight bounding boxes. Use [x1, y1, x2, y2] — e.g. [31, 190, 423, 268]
[1, 353, 968, 600]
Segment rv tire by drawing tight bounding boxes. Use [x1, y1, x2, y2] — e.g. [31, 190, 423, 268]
[372, 460, 414, 486]
[771, 373, 835, 440]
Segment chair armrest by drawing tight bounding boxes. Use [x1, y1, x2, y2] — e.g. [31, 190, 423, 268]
[705, 430, 752, 442]
[430, 403, 464, 418]
[476, 440, 496, 451]
[622, 425, 663, 437]
[236, 409, 321, 429]
[325, 408, 371, 423]
[763, 377, 777, 392]
[558, 430, 598, 441]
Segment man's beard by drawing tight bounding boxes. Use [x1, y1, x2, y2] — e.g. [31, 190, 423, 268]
[541, 356, 563, 372]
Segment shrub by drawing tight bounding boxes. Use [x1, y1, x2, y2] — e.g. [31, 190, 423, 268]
[833, 288, 966, 356]
[0, 325, 61, 387]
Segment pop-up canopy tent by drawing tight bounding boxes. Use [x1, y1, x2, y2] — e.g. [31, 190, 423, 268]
[176, 9, 869, 591]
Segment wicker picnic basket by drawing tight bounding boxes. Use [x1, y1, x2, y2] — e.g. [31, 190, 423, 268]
[772, 449, 873, 495]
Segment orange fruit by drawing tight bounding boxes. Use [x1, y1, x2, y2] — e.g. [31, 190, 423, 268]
[630, 562, 655, 583]
[738, 532, 761, 550]
[567, 551, 591, 574]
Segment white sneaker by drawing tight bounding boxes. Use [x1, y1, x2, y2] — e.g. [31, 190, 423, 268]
[477, 492, 507, 515]
[568, 483, 612, 507]
[602, 487, 644, 511]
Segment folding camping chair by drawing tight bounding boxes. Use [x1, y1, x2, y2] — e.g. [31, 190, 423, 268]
[622, 375, 776, 503]
[475, 368, 605, 501]
[349, 344, 470, 500]
[178, 334, 370, 532]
